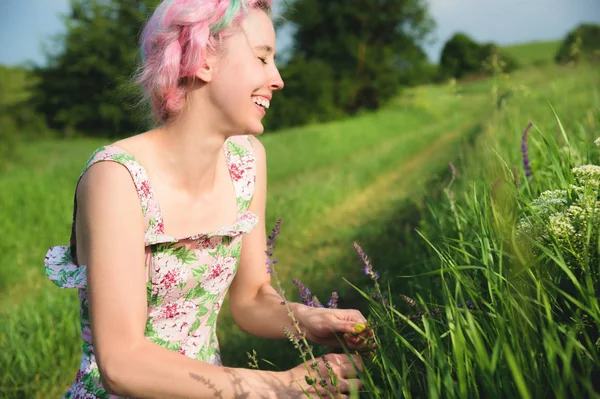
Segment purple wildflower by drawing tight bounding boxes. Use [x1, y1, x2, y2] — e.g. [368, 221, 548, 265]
[265, 219, 282, 274]
[327, 292, 339, 309]
[521, 122, 533, 179]
[353, 242, 379, 281]
[292, 278, 314, 307]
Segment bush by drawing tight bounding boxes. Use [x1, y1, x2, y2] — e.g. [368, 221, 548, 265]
[439, 33, 519, 80]
[555, 23, 600, 65]
[439, 33, 482, 79]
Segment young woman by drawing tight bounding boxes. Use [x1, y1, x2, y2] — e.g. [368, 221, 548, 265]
[45, 0, 371, 397]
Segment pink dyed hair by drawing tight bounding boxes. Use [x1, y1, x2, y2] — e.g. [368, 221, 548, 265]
[136, 0, 272, 123]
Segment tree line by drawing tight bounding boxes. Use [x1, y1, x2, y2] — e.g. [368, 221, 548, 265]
[2, 0, 599, 147]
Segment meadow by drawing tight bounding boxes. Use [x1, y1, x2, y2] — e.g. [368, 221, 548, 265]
[502, 40, 561, 67]
[1, 41, 599, 397]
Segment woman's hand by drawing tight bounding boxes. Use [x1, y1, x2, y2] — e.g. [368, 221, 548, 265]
[279, 353, 364, 398]
[295, 305, 375, 351]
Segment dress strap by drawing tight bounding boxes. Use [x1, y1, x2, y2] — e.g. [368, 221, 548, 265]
[68, 145, 162, 264]
[223, 136, 257, 214]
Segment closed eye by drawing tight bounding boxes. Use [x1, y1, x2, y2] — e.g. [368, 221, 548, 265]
[258, 57, 267, 65]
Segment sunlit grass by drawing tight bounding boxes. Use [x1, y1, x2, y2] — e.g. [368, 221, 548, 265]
[1, 62, 598, 397]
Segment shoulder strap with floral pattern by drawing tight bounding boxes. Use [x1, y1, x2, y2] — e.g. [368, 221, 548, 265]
[223, 136, 257, 214]
[68, 145, 161, 264]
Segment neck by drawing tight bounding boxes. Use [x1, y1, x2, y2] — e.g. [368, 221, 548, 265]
[151, 98, 231, 197]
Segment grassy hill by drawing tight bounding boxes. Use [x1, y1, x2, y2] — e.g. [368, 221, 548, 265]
[1, 44, 599, 397]
[501, 40, 561, 66]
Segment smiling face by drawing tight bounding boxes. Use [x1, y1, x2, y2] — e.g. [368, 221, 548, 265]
[199, 8, 284, 136]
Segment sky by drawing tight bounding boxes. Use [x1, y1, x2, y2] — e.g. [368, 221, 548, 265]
[1, 0, 599, 67]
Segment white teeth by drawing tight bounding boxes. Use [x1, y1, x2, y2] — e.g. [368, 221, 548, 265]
[252, 96, 270, 109]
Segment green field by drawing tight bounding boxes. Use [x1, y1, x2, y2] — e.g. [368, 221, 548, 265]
[2, 41, 600, 398]
[502, 40, 561, 66]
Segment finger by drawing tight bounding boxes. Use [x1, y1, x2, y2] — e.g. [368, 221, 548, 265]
[335, 377, 364, 394]
[344, 340, 368, 351]
[342, 335, 364, 349]
[343, 331, 376, 350]
[337, 321, 374, 338]
[324, 353, 363, 375]
[328, 389, 350, 399]
[349, 354, 365, 373]
[361, 327, 375, 338]
[344, 330, 371, 342]
[334, 309, 367, 324]
[338, 354, 364, 376]
[347, 326, 374, 339]
[326, 393, 348, 399]
[331, 352, 364, 363]
[318, 386, 348, 399]
[330, 319, 361, 334]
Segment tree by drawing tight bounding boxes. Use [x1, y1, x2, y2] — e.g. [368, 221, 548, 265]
[439, 33, 481, 79]
[33, 0, 160, 138]
[555, 23, 600, 65]
[263, 57, 342, 131]
[279, 0, 434, 114]
[439, 33, 518, 80]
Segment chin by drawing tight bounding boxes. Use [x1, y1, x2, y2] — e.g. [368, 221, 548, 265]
[226, 122, 264, 138]
[245, 122, 265, 136]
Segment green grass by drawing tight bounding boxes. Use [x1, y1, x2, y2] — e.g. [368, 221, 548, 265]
[1, 56, 599, 397]
[0, 82, 487, 398]
[350, 61, 600, 397]
[502, 40, 561, 66]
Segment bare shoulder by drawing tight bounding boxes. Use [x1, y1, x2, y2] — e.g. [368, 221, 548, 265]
[77, 160, 140, 207]
[75, 160, 145, 265]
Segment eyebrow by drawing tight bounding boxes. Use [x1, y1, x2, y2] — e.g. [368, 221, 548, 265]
[254, 45, 274, 54]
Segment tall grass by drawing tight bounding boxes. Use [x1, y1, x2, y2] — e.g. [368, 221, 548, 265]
[1, 60, 597, 397]
[0, 86, 485, 397]
[339, 63, 600, 398]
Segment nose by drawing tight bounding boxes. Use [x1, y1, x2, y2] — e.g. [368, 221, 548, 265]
[269, 66, 284, 91]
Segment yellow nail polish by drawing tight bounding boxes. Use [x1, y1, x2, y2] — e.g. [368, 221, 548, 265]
[352, 323, 366, 333]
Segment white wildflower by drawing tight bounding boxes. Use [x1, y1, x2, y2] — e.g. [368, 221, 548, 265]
[517, 181, 600, 278]
[594, 137, 600, 147]
[529, 189, 568, 218]
[572, 164, 600, 187]
[548, 213, 576, 241]
[516, 218, 533, 234]
[569, 184, 585, 198]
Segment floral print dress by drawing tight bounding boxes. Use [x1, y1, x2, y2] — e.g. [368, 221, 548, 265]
[44, 135, 258, 398]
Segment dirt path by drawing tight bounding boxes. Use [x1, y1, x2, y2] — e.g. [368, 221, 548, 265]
[269, 126, 473, 278]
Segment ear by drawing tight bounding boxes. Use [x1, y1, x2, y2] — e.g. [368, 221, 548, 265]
[195, 52, 218, 83]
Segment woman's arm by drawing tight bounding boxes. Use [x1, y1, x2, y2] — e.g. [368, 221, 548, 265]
[228, 137, 368, 344]
[76, 161, 289, 399]
[227, 137, 301, 339]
